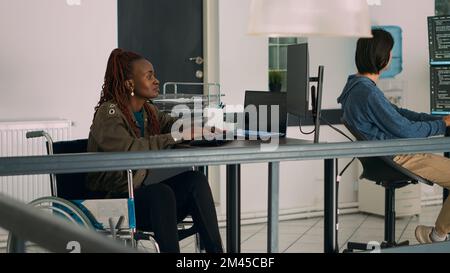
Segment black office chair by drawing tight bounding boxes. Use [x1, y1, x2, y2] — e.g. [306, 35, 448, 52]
[341, 120, 434, 252]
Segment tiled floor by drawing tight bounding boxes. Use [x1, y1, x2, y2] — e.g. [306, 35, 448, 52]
[0, 205, 442, 253]
[180, 205, 442, 253]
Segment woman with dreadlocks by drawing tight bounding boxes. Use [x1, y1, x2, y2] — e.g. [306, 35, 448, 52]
[87, 48, 223, 253]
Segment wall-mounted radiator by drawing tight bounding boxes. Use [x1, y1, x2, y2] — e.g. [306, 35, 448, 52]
[0, 120, 71, 203]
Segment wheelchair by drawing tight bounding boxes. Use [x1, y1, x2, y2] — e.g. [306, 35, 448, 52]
[6, 131, 202, 253]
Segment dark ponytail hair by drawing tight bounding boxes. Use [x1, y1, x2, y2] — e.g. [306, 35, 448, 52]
[95, 48, 160, 136]
[355, 29, 394, 74]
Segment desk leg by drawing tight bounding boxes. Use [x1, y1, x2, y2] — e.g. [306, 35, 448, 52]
[324, 159, 338, 253]
[226, 164, 241, 253]
[268, 162, 280, 253]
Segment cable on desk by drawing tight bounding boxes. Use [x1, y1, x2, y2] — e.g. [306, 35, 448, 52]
[298, 117, 316, 135]
[319, 116, 356, 178]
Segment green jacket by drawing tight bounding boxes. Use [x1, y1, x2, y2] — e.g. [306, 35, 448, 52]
[87, 100, 181, 195]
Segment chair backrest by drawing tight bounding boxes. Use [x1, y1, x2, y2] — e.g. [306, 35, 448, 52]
[50, 139, 106, 200]
[341, 119, 433, 186]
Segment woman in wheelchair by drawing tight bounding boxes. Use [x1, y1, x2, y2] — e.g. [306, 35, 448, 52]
[87, 48, 223, 253]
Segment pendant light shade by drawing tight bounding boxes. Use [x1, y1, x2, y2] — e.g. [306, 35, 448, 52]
[248, 0, 372, 37]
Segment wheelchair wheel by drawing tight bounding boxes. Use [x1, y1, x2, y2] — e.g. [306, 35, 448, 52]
[6, 196, 94, 253]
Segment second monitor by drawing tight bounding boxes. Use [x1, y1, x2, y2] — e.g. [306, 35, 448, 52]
[287, 43, 309, 118]
[286, 43, 324, 143]
[430, 66, 450, 115]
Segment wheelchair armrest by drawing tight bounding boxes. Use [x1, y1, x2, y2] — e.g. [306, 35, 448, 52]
[26, 131, 46, 139]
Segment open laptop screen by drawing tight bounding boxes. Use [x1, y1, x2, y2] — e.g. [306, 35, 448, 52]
[243, 91, 288, 136]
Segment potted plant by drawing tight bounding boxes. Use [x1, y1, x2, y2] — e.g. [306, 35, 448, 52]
[269, 71, 283, 92]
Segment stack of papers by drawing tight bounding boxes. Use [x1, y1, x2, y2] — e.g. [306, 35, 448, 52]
[235, 129, 284, 138]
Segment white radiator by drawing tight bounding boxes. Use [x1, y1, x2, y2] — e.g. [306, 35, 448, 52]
[0, 120, 72, 203]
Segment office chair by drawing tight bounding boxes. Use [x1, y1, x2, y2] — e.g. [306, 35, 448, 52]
[342, 120, 434, 252]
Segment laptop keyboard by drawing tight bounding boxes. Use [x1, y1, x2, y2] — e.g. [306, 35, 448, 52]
[188, 139, 230, 147]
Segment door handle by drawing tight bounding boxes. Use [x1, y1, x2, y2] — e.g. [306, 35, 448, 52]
[189, 56, 204, 65]
[195, 70, 204, 79]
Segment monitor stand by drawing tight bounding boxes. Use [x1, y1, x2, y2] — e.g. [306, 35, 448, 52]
[310, 66, 324, 143]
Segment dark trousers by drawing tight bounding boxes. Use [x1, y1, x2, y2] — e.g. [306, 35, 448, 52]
[134, 170, 223, 253]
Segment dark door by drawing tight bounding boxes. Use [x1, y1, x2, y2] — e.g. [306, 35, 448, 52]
[118, 0, 204, 94]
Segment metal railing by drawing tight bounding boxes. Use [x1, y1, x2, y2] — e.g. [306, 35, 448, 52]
[1, 137, 450, 176]
[1, 137, 450, 253]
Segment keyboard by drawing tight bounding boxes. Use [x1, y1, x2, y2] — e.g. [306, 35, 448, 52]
[235, 129, 285, 138]
[188, 139, 230, 147]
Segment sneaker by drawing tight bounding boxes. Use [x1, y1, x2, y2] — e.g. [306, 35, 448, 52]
[415, 225, 433, 244]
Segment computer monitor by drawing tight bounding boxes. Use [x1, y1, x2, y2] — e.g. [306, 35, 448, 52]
[286, 43, 324, 143]
[428, 16, 450, 65]
[430, 66, 450, 115]
[287, 43, 309, 118]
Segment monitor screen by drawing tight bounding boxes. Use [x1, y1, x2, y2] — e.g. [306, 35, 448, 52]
[430, 66, 450, 115]
[287, 43, 309, 118]
[428, 16, 450, 65]
[244, 91, 287, 134]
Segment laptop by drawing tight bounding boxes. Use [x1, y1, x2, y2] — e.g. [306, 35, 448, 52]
[188, 91, 287, 146]
[236, 91, 288, 139]
[143, 167, 194, 185]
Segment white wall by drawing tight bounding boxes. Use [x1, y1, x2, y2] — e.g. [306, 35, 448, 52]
[218, 0, 270, 216]
[0, 0, 117, 139]
[308, 37, 358, 109]
[218, 0, 268, 109]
